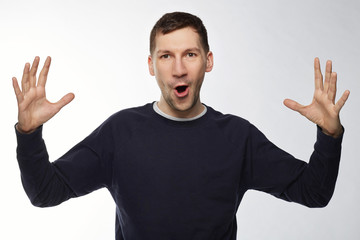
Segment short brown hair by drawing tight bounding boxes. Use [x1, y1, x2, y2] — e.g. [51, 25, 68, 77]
[149, 12, 210, 55]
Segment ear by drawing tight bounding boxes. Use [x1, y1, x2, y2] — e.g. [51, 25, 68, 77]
[148, 55, 155, 76]
[205, 51, 214, 72]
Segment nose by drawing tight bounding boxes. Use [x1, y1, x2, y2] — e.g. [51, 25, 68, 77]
[172, 57, 187, 78]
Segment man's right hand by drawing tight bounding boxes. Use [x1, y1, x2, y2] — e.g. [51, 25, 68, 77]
[12, 56, 75, 134]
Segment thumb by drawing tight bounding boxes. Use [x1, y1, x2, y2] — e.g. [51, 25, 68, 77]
[283, 98, 304, 113]
[54, 93, 75, 110]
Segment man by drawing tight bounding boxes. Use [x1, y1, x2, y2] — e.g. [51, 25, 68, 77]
[13, 12, 350, 239]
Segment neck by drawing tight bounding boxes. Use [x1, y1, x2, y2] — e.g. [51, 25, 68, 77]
[153, 102, 207, 122]
[157, 98, 205, 119]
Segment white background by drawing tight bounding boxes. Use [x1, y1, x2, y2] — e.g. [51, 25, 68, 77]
[1, 0, 359, 239]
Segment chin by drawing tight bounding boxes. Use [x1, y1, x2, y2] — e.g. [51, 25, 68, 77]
[173, 100, 199, 114]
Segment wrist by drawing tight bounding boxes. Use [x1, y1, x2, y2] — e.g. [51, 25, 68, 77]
[16, 123, 36, 134]
[320, 126, 343, 139]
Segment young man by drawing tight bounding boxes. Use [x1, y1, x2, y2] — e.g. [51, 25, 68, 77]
[13, 12, 350, 239]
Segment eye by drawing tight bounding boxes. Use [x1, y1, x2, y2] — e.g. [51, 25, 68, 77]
[160, 54, 170, 59]
[187, 52, 196, 57]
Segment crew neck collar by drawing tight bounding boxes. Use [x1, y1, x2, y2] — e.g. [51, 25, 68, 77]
[153, 102, 207, 122]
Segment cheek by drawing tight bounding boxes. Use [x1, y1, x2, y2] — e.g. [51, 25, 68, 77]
[154, 63, 171, 79]
[188, 63, 206, 80]
[155, 70, 169, 90]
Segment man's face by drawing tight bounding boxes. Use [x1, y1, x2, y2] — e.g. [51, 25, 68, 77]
[148, 27, 213, 118]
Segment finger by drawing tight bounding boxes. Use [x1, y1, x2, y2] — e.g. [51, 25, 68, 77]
[29, 56, 40, 87]
[38, 56, 51, 87]
[283, 99, 305, 114]
[54, 93, 75, 111]
[328, 72, 337, 103]
[21, 62, 30, 93]
[324, 60, 332, 93]
[334, 90, 350, 113]
[314, 57, 323, 90]
[12, 77, 24, 103]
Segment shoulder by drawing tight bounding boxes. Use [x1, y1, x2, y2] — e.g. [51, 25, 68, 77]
[206, 105, 251, 130]
[89, 103, 154, 138]
[107, 103, 153, 124]
[205, 105, 271, 147]
[205, 105, 256, 143]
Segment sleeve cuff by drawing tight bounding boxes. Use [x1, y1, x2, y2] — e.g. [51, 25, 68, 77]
[315, 125, 344, 157]
[15, 124, 44, 155]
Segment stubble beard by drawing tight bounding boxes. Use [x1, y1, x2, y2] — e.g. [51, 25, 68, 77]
[163, 88, 201, 115]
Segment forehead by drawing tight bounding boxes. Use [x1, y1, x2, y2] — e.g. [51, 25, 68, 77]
[154, 27, 202, 52]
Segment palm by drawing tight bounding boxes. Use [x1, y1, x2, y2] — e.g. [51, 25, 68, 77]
[284, 58, 350, 138]
[18, 86, 54, 130]
[13, 57, 74, 133]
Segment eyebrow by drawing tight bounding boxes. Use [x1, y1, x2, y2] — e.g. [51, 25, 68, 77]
[156, 48, 202, 55]
[156, 50, 170, 55]
[185, 48, 201, 53]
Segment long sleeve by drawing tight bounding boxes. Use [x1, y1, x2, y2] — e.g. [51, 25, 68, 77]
[15, 123, 112, 207]
[15, 125, 75, 207]
[244, 124, 343, 207]
[279, 126, 343, 207]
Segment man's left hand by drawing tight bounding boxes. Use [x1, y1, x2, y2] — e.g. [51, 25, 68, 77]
[283, 57, 350, 138]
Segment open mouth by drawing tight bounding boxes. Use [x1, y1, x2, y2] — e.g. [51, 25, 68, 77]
[176, 85, 188, 93]
[174, 85, 189, 98]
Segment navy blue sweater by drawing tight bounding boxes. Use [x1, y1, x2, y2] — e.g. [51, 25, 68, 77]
[16, 103, 343, 239]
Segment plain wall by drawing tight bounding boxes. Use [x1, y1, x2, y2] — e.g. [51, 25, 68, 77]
[1, 0, 359, 239]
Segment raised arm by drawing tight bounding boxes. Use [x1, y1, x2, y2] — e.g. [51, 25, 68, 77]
[12, 56, 75, 133]
[283, 58, 350, 138]
[13, 57, 96, 207]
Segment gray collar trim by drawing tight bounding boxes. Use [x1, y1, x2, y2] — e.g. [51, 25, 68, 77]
[153, 102, 207, 122]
